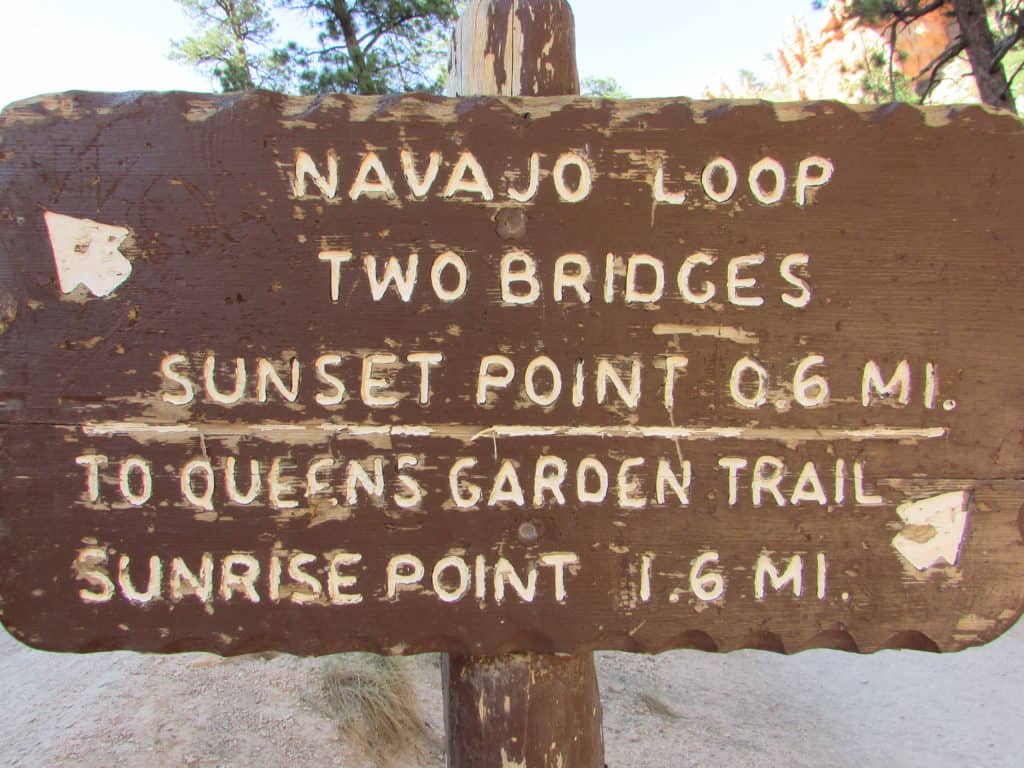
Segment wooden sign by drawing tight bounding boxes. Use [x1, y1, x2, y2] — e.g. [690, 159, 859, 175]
[1, 92, 1022, 656]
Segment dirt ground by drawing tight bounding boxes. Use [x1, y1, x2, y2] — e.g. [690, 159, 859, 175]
[2, 619, 1022, 768]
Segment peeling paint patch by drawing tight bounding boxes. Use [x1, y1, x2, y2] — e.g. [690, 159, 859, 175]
[0, 292, 16, 335]
[653, 322, 759, 345]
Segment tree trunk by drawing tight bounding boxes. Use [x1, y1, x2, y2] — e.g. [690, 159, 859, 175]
[330, 0, 369, 89]
[952, 0, 1017, 113]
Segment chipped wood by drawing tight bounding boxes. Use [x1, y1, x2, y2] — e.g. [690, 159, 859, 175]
[0, 88, 1022, 658]
[444, 653, 603, 767]
[449, 0, 579, 97]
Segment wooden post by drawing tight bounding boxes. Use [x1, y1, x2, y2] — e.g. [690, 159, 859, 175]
[444, 653, 604, 767]
[444, 2, 604, 767]
[449, 0, 579, 97]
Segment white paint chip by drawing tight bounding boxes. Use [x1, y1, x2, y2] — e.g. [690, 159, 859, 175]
[44, 211, 133, 298]
[653, 323, 760, 345]
[892, 490, 971, 571]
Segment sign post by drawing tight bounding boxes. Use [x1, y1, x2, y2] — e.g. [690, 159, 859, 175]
[2, 0, 1024, 765]
[445, 3, 604, 766]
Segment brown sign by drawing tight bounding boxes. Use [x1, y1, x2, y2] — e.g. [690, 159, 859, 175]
[1, 91, 1022, 656]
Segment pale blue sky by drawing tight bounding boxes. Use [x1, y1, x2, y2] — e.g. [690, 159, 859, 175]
[0, 0, 826, 108]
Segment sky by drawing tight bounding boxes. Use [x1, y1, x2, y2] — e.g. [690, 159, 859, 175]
[0, 0, 827, 108]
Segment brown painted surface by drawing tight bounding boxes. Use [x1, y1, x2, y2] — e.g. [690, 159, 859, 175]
[0, 92, 1023, 656]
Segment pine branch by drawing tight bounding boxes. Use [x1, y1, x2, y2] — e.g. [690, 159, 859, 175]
[1001, 58, 1024, 96]
[916, 36, 968, 102]
[359, 14, 417, 52]
[889, 0, 948, 23]
[990, 26, 1023, 71]
[889, 22, 899, 101]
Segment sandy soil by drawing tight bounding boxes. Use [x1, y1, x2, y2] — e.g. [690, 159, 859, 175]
[2, 619, 1022, 768]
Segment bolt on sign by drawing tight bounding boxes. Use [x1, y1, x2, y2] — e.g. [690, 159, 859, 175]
[0, 92, 1022, 656]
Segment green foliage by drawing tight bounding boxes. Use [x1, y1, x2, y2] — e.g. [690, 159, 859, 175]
[581, 76, 629, 99]
[170, 0, 287, 91]
[278, 0, 460, 95]
[834, 0, 1023, 110]
[845, 0, 909, 23]
[172, 0, 461, 95]
[732, 68, 775, 98]
[845, 0, 1010, 21]
[1006, 46, 1024, 98]
[859, 47, 916, 103]
[991, 2, 1024, 106]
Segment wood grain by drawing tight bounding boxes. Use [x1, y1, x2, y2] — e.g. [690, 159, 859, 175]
[0, 91, 1022, 656]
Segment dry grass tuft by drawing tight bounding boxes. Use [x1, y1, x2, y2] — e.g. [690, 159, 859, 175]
[320, 654, 437, 766]
[637, 691, 682, 720]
